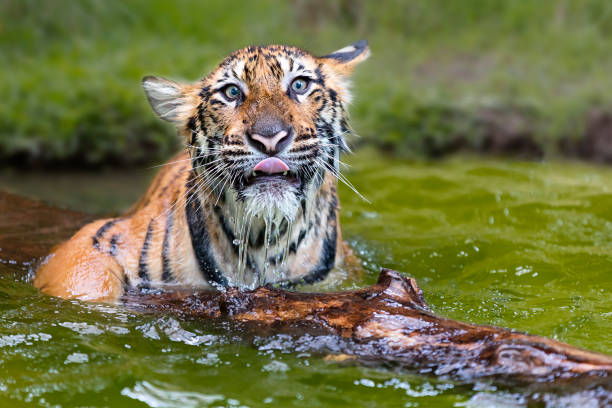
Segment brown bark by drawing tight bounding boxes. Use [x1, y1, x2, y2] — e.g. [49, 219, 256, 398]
[124, 268, 612, 388]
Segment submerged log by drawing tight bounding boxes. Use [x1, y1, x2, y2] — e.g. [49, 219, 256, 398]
[124, 268, 612, 388]
[0, 191, 94, 264]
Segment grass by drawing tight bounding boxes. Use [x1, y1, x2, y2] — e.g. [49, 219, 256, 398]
[2, 0, 612, 165]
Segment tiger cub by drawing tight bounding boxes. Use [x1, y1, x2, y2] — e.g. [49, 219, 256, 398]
[34, 41, 369, 302]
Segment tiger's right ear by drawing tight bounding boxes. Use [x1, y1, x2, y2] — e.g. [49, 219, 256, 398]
[142, 76, 188, 123]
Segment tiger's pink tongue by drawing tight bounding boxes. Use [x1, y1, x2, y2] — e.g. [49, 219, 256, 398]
[253, 157, 289, 174]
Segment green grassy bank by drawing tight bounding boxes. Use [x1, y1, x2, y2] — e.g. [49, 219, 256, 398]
[2, 0, 612, 166]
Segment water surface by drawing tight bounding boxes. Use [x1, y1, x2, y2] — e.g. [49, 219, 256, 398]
[1, 150, 611, 407]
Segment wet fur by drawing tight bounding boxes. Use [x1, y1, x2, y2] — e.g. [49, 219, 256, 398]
[34, 42, 369, 301]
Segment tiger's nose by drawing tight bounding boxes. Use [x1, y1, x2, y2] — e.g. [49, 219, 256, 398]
[247, 117, 293, 155]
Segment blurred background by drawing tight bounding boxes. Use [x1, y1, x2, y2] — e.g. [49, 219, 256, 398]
[3, 0, 612, 170]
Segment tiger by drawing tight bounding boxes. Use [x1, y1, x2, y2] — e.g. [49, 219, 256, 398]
[34, 41, 370, 302]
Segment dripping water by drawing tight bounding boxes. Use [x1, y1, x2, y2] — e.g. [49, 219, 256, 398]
[260, 214, 273, 286]
[234, 202, 295, 289]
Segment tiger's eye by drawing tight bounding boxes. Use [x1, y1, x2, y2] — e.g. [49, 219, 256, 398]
[224, 85, 241, 100]
[291, 78, 309, 94]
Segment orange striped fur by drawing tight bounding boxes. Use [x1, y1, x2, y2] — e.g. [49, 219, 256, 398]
[34, 42, 369, 302]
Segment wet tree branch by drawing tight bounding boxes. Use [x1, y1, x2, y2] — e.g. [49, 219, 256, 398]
[124, 268, 612, 387]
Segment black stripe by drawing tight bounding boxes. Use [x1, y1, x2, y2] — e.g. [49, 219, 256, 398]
[198, 85, 211, 98]
[161, 211, 175, 282]
[328, 88, 338, 103]
[109, 234, 120, 257]
[280, 198, 337, 288]
[294, 132, 316, 143]
[290, 143, 317, 153]
[222, 150, 250, 157]
[244, 63, 252, 82]
[309, 88, 324, 98]
[314, 65, 326, 87]
[187, 116, 196, 132]
[197, 102, 207, 137]
[213, 205, 239, 256]
[289, 229, 307, 254]
[225, 139, 246, 146]
[92, 219, 119, 250]
[138, 220, 155, 284]
[123, 274, 131, 289]
[317, 121, 335, 140]
[185, 174, 228, 287]
[305, 202, 337, 283]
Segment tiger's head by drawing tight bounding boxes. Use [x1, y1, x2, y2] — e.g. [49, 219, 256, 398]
[142, 42, 369, 223]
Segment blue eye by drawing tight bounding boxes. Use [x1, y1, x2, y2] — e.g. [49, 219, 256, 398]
[291, 77, 310, 94]
[224, 85, 242, 100]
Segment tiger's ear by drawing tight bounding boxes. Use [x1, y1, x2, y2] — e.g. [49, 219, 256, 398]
[319, 40, 370, 76]
[142, 76, 188, 123]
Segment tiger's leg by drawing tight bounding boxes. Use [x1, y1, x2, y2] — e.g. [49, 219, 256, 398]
[34, 220, 126, 302]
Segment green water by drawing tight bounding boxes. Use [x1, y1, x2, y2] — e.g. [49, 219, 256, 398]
[1, 150, 611, 407]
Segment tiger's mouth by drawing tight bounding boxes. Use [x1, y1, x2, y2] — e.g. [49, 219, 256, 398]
[245, 157, 300, 188]
[246, 172, 300, 187]
[234, 157, 308, 219]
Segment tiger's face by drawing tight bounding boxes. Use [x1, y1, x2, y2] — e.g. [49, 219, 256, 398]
[143, 42, 369, 222]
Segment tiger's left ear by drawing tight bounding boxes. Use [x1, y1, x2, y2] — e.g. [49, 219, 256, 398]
[319, 40, 370, 76]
